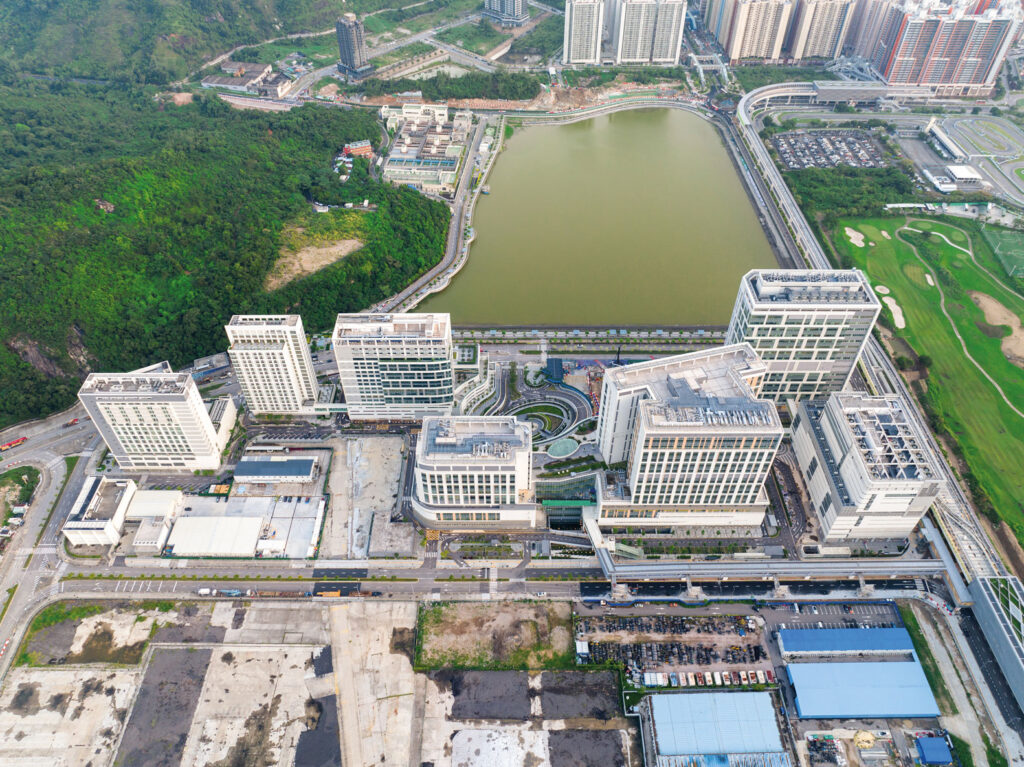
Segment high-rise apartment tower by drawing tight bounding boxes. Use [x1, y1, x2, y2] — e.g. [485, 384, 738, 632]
[864, 0, 1019, 96]
[484, 0, 530, 26]
[564, 0, 606, 64]
[613, 0, 687, 63]
[788, 0, 856, 59]
[704, 0, 795, 61]
[336, 13, 370, 75]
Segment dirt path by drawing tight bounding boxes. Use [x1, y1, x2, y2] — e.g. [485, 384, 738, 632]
[899, 227, 1024, 420]
[969, 290, 1024, 368]
[909, 602, 990, 766]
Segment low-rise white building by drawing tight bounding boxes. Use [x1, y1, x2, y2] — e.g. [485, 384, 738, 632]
[413, 416, 535, 528]
[792, 392, 943, 540]
[234, 455, 319, 484]
[596, 345, 783, 535]
[132, 516, 172, 555]
[62, 477, 136, 547]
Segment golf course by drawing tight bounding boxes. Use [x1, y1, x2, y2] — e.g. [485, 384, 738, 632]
[832, 216, 1024, 547]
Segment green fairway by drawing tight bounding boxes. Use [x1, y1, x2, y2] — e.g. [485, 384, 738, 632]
[834, 217, 1024, 542]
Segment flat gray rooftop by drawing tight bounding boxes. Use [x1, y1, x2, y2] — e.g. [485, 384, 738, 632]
[746, 269, 877, 306]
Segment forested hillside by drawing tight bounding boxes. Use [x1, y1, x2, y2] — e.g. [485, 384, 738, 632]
[0, 0, 428, 83]
[0, 77, 449, 427]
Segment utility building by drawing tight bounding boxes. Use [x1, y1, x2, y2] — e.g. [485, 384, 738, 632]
[727, 269, 880, 402]
[792, 392, 943, 540]
[332, 313, 455, 421]
[78, 362, 235, 472]
[225, 315, 318, 415]
[704, 0, 795, 62]
[613, 0, 687, 64]
[596, 345, 783, 535]
[412, 416, 535, 527]
[564, 0, 606, 64]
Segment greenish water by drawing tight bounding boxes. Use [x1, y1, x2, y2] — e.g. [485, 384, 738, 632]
[418, 108, 776, 325]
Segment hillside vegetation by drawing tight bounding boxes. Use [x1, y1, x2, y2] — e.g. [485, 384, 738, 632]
[0, 78, 448, 427]
[0, 0, 433, 83]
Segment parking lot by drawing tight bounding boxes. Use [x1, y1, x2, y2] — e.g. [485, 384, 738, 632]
[773, 130, 888, 170]
[576, 613, 774, 687]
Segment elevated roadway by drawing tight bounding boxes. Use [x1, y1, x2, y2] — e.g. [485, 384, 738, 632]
[595, 548, 948, 579]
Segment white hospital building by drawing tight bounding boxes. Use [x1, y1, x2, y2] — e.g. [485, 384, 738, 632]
[412, 416, 535, 528]
[726, 269, 880, 402]
[225, 315, 318, 415]
[792, 392, 943, 541]
[596, 345, 783, 535]
[78, 362, 235, 472]
[332, 313, 455, 421]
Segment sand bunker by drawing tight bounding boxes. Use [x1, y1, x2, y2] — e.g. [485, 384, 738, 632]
[881, 231, 892, 240]
[265, 239, 363, 291]
[845, 227, 866, 248]
[970, 291, 1024, 368]
[883, 296, 906, 329]
[925, 274, 935, 287]
[874, 285, 891, 295]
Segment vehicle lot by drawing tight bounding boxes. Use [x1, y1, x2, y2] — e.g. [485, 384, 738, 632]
[773, 130, 888, 170]
[576, 613, 772, 685]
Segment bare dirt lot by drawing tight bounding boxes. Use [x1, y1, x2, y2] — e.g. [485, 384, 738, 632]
[540, 671, 618, 719]
[0, 667, 139, 766]
[264, 238, 363, 291]
[321, 436, 405, 559]
[548, 729, 628, 767]
[179, 647, 319, 766]
[117, 647, 211, 767]
[418, 602, 573, 669]
[441, 670, 531, 720]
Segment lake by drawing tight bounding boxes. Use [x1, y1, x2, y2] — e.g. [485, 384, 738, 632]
[418, 107, 776, 325]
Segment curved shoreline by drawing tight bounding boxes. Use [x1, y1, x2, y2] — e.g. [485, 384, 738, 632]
[395, 96, 790, 314]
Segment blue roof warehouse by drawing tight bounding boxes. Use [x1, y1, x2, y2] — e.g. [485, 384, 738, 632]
[781, 627, 940, 719]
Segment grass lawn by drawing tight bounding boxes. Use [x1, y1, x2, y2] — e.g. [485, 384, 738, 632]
[0, 465, 40, 522]
[236, 34, 339, 65]
[435, 19, 511, 55]
[731, 65, 838, 92]
[365, 0, 482, 36]
[834, 217, 1024, 542]
[369, 40, 436, 67]
[508, 14, 563, 58]
[898, 604, 957, 715]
